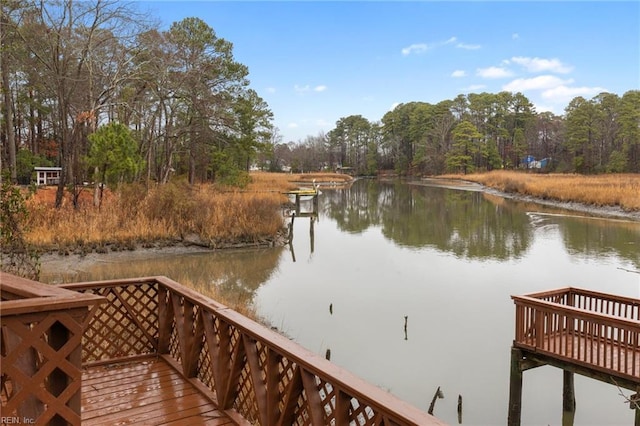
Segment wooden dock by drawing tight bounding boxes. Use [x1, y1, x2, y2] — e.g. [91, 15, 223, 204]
[509, 287, 640, 425]
[1, 272, 445, 426]
[283, 188, 319, 217]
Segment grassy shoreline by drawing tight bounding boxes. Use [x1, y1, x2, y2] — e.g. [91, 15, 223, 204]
[442, 171, 640, 214]
[23, 172, 352, 254]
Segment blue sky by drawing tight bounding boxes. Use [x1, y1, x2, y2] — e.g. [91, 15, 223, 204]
[146, 1, 640, 143]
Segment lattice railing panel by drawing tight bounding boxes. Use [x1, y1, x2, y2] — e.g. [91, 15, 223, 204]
[291, 391, 311, 426]
[74, 284, 159, 363]
[234, 354, 261, 423]
[1, 310, 85, 425]
[197, 346, 214, 387]
[168, 319, 181, 362]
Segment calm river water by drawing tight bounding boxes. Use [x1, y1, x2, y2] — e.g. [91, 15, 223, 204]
[41, 178, 640, 426]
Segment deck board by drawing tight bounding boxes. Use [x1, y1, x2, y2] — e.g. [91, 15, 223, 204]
[516, 330, 640, 384]
[542, 332, 640, 378]
[82, 358, 234, 425]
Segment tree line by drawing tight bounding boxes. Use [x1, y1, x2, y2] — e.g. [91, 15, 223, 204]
[273, 90, 639, 176]
[1, 0, 273, 207]
[2, 1, 638, 204]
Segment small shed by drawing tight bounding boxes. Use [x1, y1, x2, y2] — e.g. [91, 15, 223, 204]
[34, 167, 62, 185]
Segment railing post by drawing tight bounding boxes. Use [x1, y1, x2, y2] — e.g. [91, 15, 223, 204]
[535, 310, 544, 349]
[1, 273, 104, 426]
[2, 326, 44, 420]
[157, 284, 171, 354]
[508, 347, 523, 426]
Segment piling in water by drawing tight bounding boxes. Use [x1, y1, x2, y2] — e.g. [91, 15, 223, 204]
[428, 386, 443, 415]
[404, 315, 408, 340]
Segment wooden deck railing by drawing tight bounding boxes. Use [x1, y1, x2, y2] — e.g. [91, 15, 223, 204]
[58, 276, 444, 426]
[0, 272, 104, 425]
[512, 287, 640, 386]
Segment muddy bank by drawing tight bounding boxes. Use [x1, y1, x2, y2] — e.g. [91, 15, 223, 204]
[415, 177, 640, 222]
[483, 187, 640, 222]
[38, 244, 214, 278]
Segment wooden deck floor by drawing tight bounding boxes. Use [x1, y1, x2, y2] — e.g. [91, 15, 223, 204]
[533, 331, 640, 380]
[82, 358, 235, 425]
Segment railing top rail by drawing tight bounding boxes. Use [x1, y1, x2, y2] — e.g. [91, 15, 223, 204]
[512, 295, 640, 329]
[1, 272, 104, 316]
[60, 275, 229, 310]
[520, 287, 572, 299]
[59, 275, 445, 425]
[1, 271, 79, 298]
[520, 286, 640, 306]
[566, 287, 640, 306]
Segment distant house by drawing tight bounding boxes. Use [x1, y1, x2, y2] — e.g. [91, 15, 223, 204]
[34, 167, 62, 186]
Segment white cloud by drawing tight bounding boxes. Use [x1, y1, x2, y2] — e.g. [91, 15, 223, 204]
[390, 102, 400, 110]
[503, 75, 574, 92]
[401, 43, 428, 56]
[265, 87, 276, 94]
[541, 85, 606, 103]
[401, 37, 457, 55]
[287, 122, 299, 128]
[451, 70, 466, 78]
[314, 85, 327, 92]
[456, 42, 481, 50]
[476, 66, 513, 79]
[315, 119, 330, 126]
[512, 33, 520, 40]
[511, 56, 573, 74]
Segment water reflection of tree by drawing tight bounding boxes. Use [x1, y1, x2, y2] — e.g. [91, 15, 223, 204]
[71, 247, 285, 305]
[323, 180, 533, 260]
[559, 218, 640, 269]
[323, 179, 383, 233]
[323, 180, 640, 265]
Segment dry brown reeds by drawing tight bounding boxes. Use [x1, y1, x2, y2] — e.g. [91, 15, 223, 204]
[24, 172, 353, 251]
[247, 171, 352, 191]
[453, 171, 640, 211]
[24, 177, 271, 250]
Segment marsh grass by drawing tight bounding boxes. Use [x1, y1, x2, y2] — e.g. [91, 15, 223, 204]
[246, 171, 352, 192]
[25, 172, 346, 250]
[450, 171, 640, 211]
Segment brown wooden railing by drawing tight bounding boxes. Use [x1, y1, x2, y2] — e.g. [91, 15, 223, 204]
[512, 287, 640, 384]
[0, 272, 104, 425]
[59, 276, 445, 426]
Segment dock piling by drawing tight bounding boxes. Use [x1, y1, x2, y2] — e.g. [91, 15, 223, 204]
[507, 348, 523, 426]
[562, 371, 576, 426]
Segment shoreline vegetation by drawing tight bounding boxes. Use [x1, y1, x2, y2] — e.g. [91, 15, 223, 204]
[450, 171, 640, 220]
[19, 171, 640, 256]
[22, 172, 353, 254]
